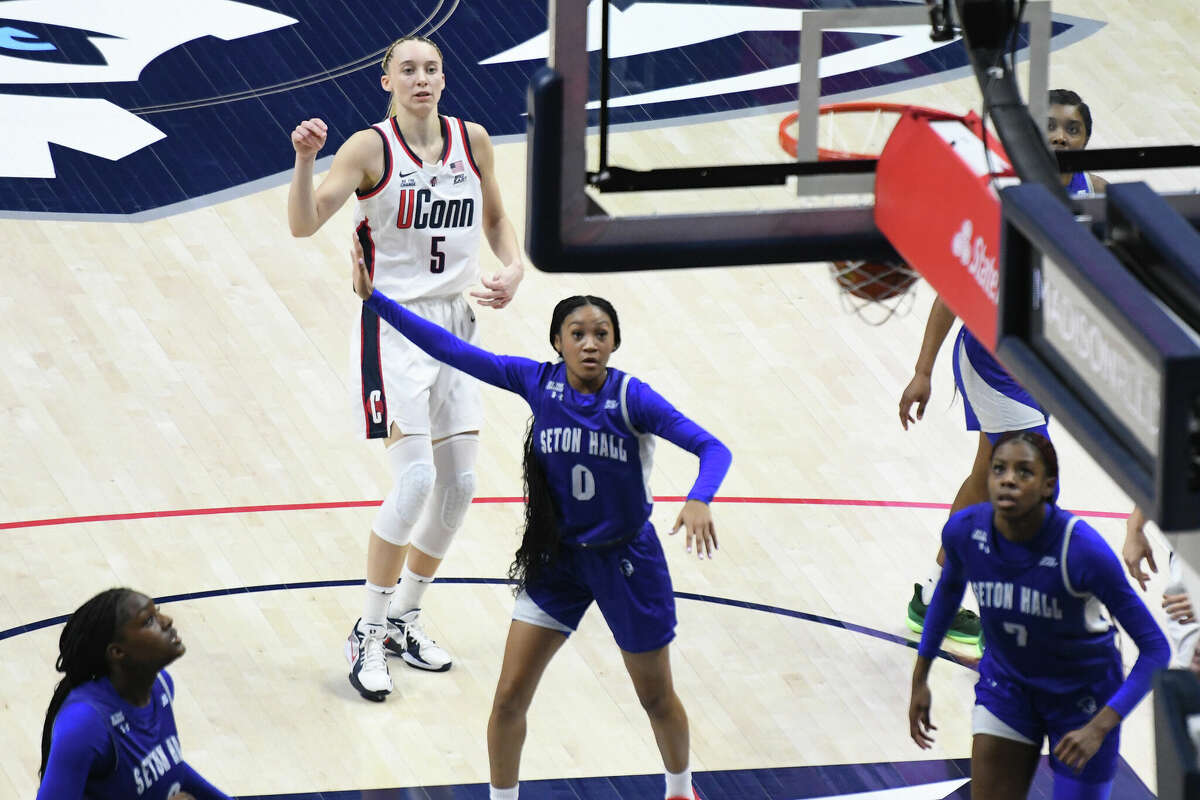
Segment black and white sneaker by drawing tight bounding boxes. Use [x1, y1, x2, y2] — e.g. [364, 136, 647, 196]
[345, 618, 393, 701]
[384, 608, 452, 672]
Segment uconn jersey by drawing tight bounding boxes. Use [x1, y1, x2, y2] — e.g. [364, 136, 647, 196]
[40, 671, 229, 800]
[355, 115, 482, 302]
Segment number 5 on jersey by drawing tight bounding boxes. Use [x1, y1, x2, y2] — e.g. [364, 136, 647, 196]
[430, 236, 445, 273]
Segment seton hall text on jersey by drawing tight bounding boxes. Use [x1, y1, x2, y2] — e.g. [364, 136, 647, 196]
[396, 188, 474, 230]
[973, 581, 1063, 620]
[132, 735, 183, 795]
[539, 427, 628, 462]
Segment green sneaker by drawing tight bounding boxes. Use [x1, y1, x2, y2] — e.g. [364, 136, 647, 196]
[905, 582, 982, 645]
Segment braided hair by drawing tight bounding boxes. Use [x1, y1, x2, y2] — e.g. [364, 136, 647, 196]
[992, 430, 1059, 502]
[508, 296, 622, 592]
[39, 588, 135, 779]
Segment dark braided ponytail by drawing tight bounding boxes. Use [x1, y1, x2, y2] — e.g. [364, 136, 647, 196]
[509, 417, 562, 592]
[39, 588, 135, 779]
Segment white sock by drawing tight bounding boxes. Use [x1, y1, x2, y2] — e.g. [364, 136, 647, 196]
[362, 581, 394, 630]
[921, 564, 942, 606]
[665, 766, 692, 799]
[489, 784, 518, 800]
[390, 565, 434, 618]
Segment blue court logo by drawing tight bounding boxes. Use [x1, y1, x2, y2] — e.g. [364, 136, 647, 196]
[0, 0, 294, 187]
[0, 1, 1099, 217]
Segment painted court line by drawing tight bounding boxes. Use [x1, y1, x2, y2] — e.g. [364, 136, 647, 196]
[0, 496, 1126, 531]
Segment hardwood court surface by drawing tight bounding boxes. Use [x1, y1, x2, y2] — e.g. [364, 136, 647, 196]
[1, 1, 1197, 797]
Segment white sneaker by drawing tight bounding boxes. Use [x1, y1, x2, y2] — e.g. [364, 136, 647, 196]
[384, 608, 453, 672]
[345, 618, 393, 701]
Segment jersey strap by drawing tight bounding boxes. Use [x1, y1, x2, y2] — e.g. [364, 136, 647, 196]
[156, 672, 173, 705]
[618, 373, 639, 435]
[452, 117, 482, 178]
[355, 125, 393, 200]
[1059, 515, 1084, 597]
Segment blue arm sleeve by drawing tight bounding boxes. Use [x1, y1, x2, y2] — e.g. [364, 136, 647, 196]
[364, 290, 541, 395]
[627, 379, 731, 502]
[36, 703, 113, 800]
[1070, 528, 1170, 718]
[176, 761, 233, 800]
[917, 522, 969, 660]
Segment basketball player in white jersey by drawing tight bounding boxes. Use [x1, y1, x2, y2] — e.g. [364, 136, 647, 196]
[287, 35, 526, 701]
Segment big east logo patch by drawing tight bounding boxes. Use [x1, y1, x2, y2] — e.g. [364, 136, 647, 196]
[0, 0, 1099, 218]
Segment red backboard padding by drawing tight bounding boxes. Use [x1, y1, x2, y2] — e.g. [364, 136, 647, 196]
[874, 109, 1011, 351]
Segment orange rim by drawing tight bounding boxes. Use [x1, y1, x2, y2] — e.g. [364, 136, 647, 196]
[778, 102, 967, 160]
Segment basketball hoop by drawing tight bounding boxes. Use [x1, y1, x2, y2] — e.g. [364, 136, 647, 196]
[778, 102, 967, 324]
[778, 102, 966, 161]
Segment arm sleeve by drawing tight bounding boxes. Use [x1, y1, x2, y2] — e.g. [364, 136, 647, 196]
[1071, 529, 1170, 718]
[917, 522, 969, 660]
[364, 290, 541, 395]
[627, 379, 731, 503]
[36, 703, 113, 800]
[175, 761, 233, 800]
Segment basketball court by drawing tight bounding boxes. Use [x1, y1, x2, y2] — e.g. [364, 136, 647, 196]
[2, 1, 1198, 797]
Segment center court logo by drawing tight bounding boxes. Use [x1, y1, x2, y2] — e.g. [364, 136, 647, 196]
[0, 1, 1100, 217]
[0, 0, 295, 181]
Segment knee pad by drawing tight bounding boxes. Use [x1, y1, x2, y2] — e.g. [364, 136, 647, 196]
[411, 433, 479, 558]
[441, 467, 478, 529]
[372, 435, 435, 546]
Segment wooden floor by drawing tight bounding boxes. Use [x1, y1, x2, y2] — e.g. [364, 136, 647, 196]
[2, 1, 1198, 797]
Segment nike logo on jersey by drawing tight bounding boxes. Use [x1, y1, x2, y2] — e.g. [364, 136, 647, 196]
[1038, 556, 1059, 568]
[398, 169, 417, 178]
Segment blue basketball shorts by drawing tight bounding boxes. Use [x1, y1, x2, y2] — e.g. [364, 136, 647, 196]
[516, 523, 677, 653]
[974, 664, 1123, 783]
[952, 326, 1049, 443]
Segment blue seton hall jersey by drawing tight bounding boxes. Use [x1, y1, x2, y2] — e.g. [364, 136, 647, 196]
[38, 671, 229, 800]
[1067, 171, 1096, 196]
[527, 363, 656, 545]
[363, 291, 731, 547]
[920, 504, 1168, 718]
